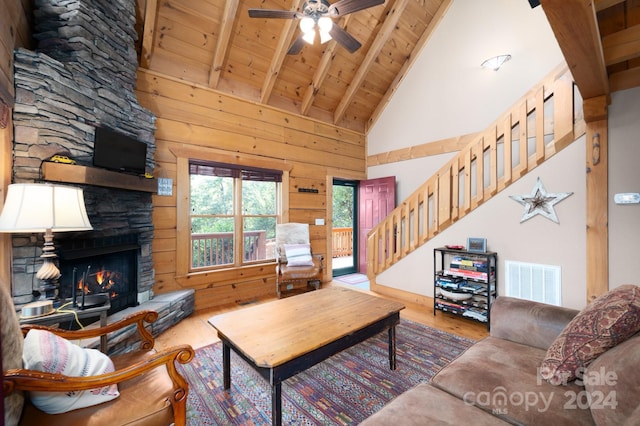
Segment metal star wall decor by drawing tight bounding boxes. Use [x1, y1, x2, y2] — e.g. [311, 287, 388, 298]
[509, 177, 573, 223]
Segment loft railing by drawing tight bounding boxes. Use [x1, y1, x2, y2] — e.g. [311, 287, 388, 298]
[332, 227, 354, 257]
[192, 230, 267, 268]
[367, 64, 584, 277]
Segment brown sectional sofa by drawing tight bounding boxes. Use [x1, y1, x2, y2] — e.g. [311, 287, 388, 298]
[363, 295, 640, 425]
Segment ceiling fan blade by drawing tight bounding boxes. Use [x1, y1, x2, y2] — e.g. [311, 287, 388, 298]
[248, 9, 299, 19]
[329, 25, 361, 53]
[287, 34, 306, 55]
[328, 0, 385, 16]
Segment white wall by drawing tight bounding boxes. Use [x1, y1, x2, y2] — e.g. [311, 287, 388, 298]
[376, 138, 588, 310]
[365, 0, 640, 310]
[608, 87, 640, 290]
[368, 0, 565, 156]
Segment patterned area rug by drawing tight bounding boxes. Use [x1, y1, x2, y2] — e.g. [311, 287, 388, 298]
[178, 319, 474, 425]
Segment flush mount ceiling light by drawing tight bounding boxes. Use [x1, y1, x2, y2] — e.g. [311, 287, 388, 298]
[481, 54, 512, 71]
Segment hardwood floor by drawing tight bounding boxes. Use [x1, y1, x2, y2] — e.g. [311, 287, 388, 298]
[155, 281, 489, 351]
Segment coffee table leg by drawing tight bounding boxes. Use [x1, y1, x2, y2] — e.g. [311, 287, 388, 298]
[272, 382, 282, 426]
[388, 326, 397, 370]
[222, 342, 231, 389]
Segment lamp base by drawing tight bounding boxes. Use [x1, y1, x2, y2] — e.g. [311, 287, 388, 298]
[39, 281, 59, 299]
[35, 228, 62, 305]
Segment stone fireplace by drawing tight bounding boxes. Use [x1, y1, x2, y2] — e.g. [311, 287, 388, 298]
[8, 0, 156, 309]
[57, 233, 140, 315]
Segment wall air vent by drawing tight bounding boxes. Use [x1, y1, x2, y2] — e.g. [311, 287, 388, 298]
[505, 260, 561, 306]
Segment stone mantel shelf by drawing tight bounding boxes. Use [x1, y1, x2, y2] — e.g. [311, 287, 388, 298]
[41, 162, 157, 193]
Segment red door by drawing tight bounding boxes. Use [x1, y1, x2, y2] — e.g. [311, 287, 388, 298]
[358, 176, 396, 273]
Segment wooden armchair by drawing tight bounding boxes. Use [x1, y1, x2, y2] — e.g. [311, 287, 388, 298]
[2, 281, 194, 426]
[275, 223, 323, 298]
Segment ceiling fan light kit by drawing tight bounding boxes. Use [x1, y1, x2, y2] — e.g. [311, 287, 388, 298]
[248, 0, 385, 54]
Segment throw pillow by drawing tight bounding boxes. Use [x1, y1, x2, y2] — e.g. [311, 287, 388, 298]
[284, 243, 314, 267]
[23, 329, 120, 414]
[540, 284, 640, 385]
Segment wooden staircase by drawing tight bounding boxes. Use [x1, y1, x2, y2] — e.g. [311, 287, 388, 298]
[366, 64, 585, 279]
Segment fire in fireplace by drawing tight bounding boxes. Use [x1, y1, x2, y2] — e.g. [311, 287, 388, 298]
[58, 234, 140, 315]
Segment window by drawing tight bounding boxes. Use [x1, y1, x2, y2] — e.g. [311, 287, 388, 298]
[189, 160, 281, 270]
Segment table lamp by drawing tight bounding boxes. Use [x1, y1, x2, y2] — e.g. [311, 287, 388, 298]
[0, 183, 93, 301]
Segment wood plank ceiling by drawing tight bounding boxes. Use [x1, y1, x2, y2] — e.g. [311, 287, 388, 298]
[134, 0, 640, 134]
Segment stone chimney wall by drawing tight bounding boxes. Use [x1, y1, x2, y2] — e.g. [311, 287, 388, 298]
[9, 0, 156, 305]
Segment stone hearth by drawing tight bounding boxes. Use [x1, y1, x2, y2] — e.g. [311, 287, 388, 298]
[90, 289, 195, 356]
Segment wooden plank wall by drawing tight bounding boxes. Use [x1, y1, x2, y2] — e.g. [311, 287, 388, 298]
[135, 69, 366, 310]
[0, 0, 31, 287]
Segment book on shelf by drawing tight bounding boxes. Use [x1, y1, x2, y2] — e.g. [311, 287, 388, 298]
[436, 300, 467, 314]
[463, 307, 488, 322]
[435, 273, 464, 283]
[436, 280, 466, 291]
[445, 267, 494, 280]
[449, 257, 489, 272]
[458, 282, 484, 292]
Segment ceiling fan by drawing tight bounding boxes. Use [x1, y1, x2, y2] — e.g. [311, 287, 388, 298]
[248, 0, 385, 55]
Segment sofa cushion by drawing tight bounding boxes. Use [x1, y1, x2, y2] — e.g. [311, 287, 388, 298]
[490, 296, 578, 350]
[360, 383, 510, 425]
[540, 284, 640, 385]
[23, 329, 119, 414]
[584, 332, 640, 426]
[431, 336, 594, 425]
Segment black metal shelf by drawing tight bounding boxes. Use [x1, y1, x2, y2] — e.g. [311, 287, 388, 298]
[433, 247, 498, 330]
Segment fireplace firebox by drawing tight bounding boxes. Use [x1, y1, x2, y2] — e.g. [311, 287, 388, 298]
[58, 234, 140, 315]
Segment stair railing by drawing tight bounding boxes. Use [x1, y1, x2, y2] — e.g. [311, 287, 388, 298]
[367, 64, 584, 277]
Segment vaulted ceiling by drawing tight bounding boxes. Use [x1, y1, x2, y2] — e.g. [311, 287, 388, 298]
[134, 0, 640, 134]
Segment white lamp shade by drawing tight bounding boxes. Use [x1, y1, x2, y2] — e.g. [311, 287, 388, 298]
[319, 31, 332, 44]
[299, 17, 315, 34]
[318, 17, 332, 33]
[302, 30, 316, 45]
[0, 183, 93, 233]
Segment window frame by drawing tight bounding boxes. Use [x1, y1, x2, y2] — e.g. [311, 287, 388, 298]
[174, 150, 291, 279]
[188, 160, 282, 271]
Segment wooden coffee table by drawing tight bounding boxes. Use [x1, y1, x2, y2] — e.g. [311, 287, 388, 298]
[208, 286, 405, 425]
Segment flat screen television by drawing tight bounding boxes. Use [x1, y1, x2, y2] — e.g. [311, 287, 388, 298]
[93, 127, 147, 175]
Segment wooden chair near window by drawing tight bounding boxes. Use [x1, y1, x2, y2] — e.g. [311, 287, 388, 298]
[1, 280, 194, 426]
[275, 223, 324, 298]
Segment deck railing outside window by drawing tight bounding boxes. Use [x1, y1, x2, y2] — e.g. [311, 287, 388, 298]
[332, 227, 353, 257]
[192, 230, 268, 268]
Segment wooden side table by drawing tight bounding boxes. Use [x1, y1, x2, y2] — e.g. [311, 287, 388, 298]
[20, 296, 111, 352]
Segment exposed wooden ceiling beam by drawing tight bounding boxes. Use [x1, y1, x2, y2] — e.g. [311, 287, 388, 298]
[366, 0, 452, 131]
[209, 0, 239, 88]
[333, 0, 410, 124]
[140, 0, 158, 69]
[261, 0, 305, 104]
[540, 0, 609, 100]
[594, 0, 626, 12]
[367, 131, 478, 166]
[602, 24, 640, 66]
[300, 16, 352, 115]
[609, 65, 640, 92]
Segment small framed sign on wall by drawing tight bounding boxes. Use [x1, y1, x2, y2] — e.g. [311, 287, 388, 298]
[467, 237, 487, 253]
